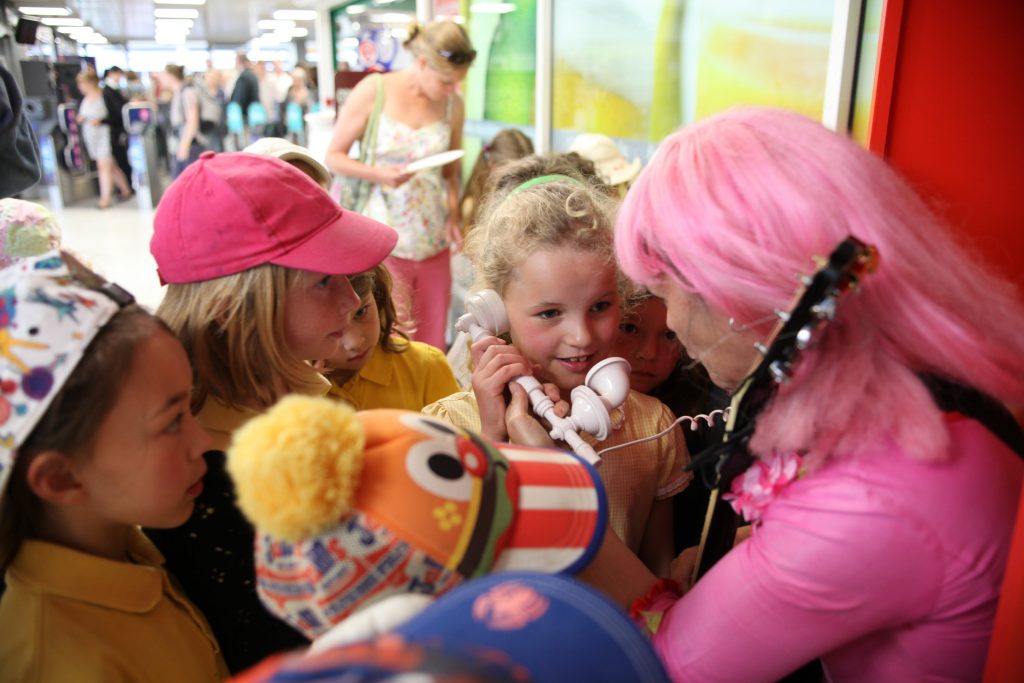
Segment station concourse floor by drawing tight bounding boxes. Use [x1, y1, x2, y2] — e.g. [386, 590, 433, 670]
[40, 195, 166, 312]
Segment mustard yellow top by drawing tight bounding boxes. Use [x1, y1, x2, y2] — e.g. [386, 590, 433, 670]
[197, 375, 332, 451]
[328, 340, 459, 412]
[0, 529, 229, 683]
[423, 389, 691, 552]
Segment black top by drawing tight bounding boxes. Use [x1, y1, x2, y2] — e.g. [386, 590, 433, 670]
[0, 65, 42, 198]
[100, 84, 127, 136]
[653, 363, 729, 552]
[229, 68, 260, 122]
[146, 451, 308, 673]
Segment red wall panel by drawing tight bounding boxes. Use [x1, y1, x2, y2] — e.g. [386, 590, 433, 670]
[869, 0, 1024, 289]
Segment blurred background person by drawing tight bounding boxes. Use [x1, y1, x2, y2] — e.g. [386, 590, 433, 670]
[75, 70, 132, 208]
[101, 66, 132, 184]
[158, 65, 205, 178]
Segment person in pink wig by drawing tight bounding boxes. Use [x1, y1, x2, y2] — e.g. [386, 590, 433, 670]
[511, 107, 1024, 682]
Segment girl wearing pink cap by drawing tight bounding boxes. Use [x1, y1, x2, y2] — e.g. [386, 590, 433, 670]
[528, 108, 1024, 682]
[146, 151, 398, 673]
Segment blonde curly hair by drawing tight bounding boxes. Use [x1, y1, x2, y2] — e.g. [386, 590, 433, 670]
[464, 155, 622, 299]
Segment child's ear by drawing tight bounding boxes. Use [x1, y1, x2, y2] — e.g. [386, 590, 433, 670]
[26, 451, 86, 505]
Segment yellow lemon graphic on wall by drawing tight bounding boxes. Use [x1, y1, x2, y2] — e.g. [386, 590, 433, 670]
[685, 1, 833, 123]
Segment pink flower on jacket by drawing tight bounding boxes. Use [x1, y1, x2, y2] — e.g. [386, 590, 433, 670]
[722, 452, 804, 522]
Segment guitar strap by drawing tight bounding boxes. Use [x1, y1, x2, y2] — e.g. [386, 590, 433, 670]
[921, 374, 1024, 458]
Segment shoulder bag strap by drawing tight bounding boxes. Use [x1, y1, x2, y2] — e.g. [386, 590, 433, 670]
[353, 75, 385, 213]
[360, 74, 385, 167]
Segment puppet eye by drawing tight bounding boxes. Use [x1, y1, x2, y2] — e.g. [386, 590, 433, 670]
[405, 439, 473, 501]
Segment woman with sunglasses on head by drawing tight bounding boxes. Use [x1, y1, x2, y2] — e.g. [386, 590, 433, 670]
[326, 20, 476, 351]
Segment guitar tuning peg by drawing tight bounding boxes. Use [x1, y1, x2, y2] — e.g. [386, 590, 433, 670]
[811, 255, 828, 269]
[774, 308, 790, 322]
[796, 325, 814, 350]
[769, 360, 792, 384]
[811, 297, 837, 320]
[754, 342, 769, 356]
[798, 273, 813, 287]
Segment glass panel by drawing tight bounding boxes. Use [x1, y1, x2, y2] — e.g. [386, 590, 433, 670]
[463, 1, 537, 182]
[551, 0, 836, 163]
[330, 0, 418, 73]
[851, 0, 884, 145]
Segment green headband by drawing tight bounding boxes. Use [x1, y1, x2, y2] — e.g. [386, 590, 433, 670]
[507, 174, 585, 197]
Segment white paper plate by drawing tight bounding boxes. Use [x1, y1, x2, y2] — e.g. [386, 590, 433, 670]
[404, 149, 465, 173]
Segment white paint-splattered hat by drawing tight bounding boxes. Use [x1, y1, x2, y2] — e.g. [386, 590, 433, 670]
[0, 250, 132, 504]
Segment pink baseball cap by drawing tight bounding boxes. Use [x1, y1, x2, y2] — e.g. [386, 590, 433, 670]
[151, 152, 397, 284]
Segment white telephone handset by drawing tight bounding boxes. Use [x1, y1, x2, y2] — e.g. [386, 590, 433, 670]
[455, 290, 632, 465]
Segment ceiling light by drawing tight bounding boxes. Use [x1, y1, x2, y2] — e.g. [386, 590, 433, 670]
[272, 27, 308, 40]
[472, 3, 515, 13]
[369, 13, 412, 24]
[345, 5, 366, 15]
[256, 32, 288, 44]
[273, 10, 317, 21]
[155, 18, 194, 27]
[40, 17, 83, 26]
[153, 0, 206, 4]
[257, 19, 294, 30]
[56, 25, 90, 33]
[19, 7, 72, 16]
[154, 8, 199, 18]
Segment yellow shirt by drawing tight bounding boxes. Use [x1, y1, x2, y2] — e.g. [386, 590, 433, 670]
[328, 340, 459, 412]
[196, 376, 332, 450]
[422, 390, 691, 552]
[0, 529, 229, 683]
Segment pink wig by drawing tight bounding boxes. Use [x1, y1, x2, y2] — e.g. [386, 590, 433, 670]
[616, 107, 1024, 468]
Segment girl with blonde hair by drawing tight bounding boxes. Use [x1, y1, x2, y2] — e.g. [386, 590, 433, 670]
[425, 156, 691, 575]
[146, 152, 397, 673]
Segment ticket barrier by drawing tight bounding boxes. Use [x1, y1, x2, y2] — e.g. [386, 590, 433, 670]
[51, 103, 99, 208]
[21, 93, 62, 208]
[123, 103, 164, 210]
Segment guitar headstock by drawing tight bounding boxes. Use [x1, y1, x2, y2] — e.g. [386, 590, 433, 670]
[751, 237, 878, 388]
[688, 236, 878, 487]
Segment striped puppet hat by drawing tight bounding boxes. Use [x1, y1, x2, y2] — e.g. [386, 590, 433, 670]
[227, 398, 607, 639]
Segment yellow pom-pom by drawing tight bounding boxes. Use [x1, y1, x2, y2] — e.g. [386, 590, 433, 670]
[226, 395, 365, 541]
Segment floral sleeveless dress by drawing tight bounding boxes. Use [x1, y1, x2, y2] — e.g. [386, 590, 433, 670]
[78, 95, 112, 160]
[364, 104, 452, 261]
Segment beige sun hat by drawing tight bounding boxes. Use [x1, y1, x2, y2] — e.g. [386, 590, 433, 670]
[568, 133, 642, 187]
[243, 137, 333, 188]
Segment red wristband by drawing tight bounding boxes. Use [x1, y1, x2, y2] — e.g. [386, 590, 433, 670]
[629, 578, 684, 637]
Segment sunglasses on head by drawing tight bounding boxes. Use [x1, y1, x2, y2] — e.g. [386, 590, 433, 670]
[438, 48, 476, 65]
